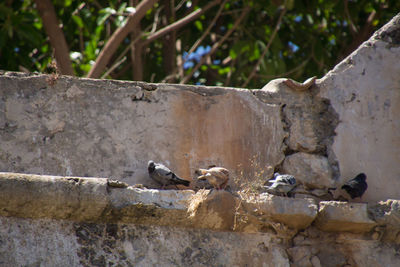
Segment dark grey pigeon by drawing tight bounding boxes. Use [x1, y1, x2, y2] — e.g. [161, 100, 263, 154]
[264, 173, 297, 197]
[341, 173, 367, 199]
[147, 160, 190, 189]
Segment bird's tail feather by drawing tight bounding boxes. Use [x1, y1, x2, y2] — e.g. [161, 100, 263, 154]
[173, 174, 190, 186]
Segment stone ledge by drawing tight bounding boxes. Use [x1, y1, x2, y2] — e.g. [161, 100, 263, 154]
[3, 172, 399, 236]
[0, 172, 109, 222]
[369, 199, 400, 242]
[239, 193, 318, 232]
[315, 201, 377, 233]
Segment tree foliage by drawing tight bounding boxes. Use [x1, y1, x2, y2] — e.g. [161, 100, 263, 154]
[1, 0, 399, 88]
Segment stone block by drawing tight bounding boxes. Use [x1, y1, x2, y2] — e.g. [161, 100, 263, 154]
[241, 193, 318, 230]
[368, 199, 400, 242]
[109, 187, 194, 210]
[0, 172, 109, 222]
[187, 190, 237, 231]
[315, 201, 376, 233]
[282, 152, 334, 189]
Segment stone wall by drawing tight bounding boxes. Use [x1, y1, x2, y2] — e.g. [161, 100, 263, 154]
[0, 11, 399, 267]
[1, 17, 399, 201]
[0, 173, 399, 266]
[0, 72, 287, 189]
[318, 14, 400, 202]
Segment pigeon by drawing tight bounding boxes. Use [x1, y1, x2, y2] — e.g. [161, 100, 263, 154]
[341, 173, 367, 199]
[147, 160, 190, 189]
[264, 173, 297, 197]
[195, 167, 229, 190]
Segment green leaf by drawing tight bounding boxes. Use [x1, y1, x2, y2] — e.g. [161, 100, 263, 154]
[285, 0, 295, 10]
[218, 67, 231, 75]
[72, 15, 84, 28]
[229, 49, 237, 60]
[97, 10, 113, 25]
[118, 3, 127, 13]
[194, 20, 203, 31]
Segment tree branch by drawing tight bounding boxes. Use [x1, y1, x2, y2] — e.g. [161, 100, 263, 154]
[87, 0, 158, 78]
[101, 56, 127, 79]
[255, 57, 310, 80]
[187, 0, 227, 56]
[241, 7, 286, 88]
[160, 0, 226, 82]
[162, 0, 177, 82]
[34, 0, 74, 75]
[130, 0, 144, 81]
[143, 0, 222, 45]
[344, 0, 358, 35]
[337, 10, 377, 63]
[180, 6, 250, 84]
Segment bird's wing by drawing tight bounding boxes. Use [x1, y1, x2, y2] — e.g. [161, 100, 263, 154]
[208, 168, 229, 178]
[197, 173, 211, 180]
[155, 163, 173, 177]
[275, 175, 296, 184]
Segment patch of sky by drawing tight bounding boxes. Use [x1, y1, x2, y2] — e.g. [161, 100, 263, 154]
[182, 45, 212, 70]
[294, 15, 303, 23]
[288, 41, 299, 52]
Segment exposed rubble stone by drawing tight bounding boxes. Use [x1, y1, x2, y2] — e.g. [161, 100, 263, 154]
[282, 152, 335, 189]
[238, 192, 318, 232]
[315, 201, 376, 233]
[369, 199, 400, 242]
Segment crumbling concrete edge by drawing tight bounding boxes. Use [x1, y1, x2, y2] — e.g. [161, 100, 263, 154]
[1, 172, 398, 241]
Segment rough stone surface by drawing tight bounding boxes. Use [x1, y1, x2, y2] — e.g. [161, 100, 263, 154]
[1, 215, 399, 267]
[317, 13, 400, 202]
[0, 73, 286, 189]
[310, 255, 322, 267]
[0, 172, 109, 221]
[287, 245, 313, 267]
[110, 187, 194, 210]
[315, 201, 376, 233]
[369, 199, 400, 242]
[0, 174, 400, 266]
[0, 217, 290, 267]
[239, 193, 318, 231]
[259, 79, 338, 155]
[282, 152, 334, 189]
[0, 12, 400, 267]
[188, 190, 237, 231]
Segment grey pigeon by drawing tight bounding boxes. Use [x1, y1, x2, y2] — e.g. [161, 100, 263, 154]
[341, 173, 367, 199]
[265, 173, 297, 197]
[147, 160, 190, 189]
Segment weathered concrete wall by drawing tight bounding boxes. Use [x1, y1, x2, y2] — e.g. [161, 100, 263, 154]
[0, 72, 287, 189]
[318, 14, 400, 202]
[0, 217, 290, 267]
[0, 11, 400, 267]
[0, 173, 400, 266]
[3, 13, 399, 201]
[2, 216, 399, 267]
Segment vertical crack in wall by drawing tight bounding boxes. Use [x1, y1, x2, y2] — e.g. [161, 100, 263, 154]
[269, 87, 341, 183]
[274, 103, 294, 173]
[312, 96, 340, 180]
